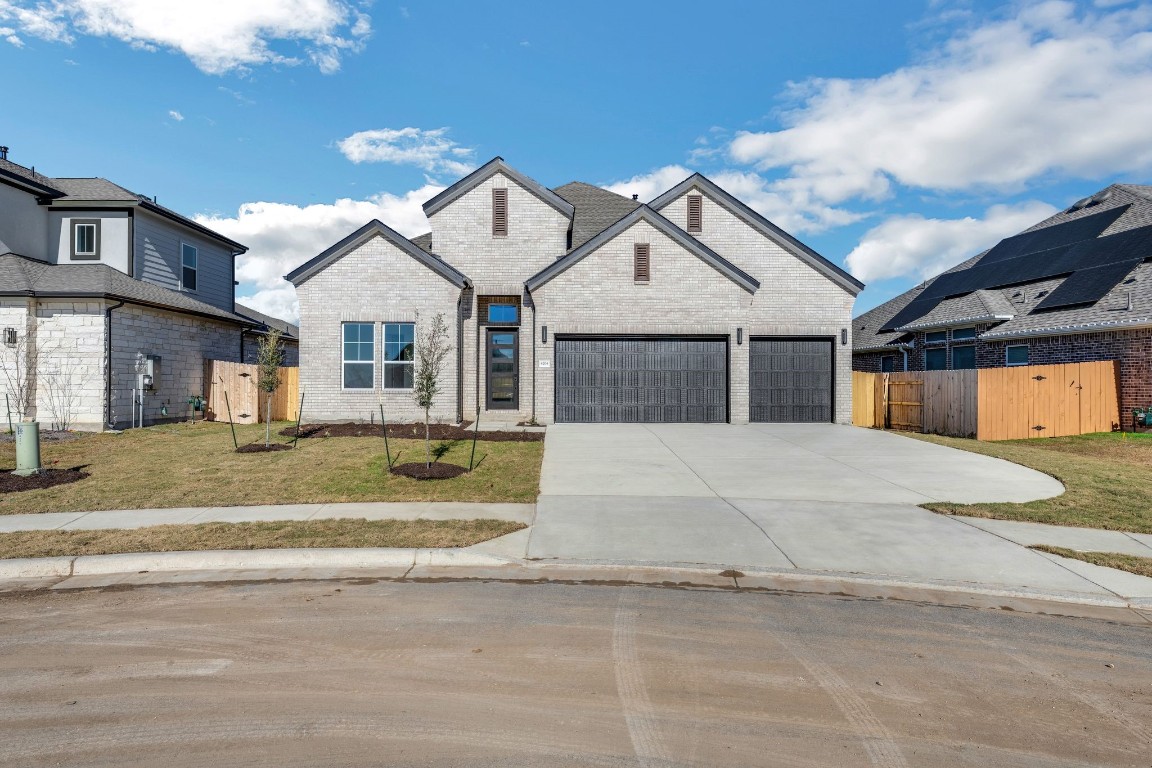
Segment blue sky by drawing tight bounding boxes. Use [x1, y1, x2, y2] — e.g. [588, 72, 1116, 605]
[3, 0, 1151, 323]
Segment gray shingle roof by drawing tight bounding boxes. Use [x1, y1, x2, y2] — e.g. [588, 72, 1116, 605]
[235, 303, 300, 340]
[894, 289, 1017, 331]
[553, 182, 641, 250]
[0, 253, 252, 325]
[854, 182, 1152, 349]
[0, 156, 246, 252]
[410, 232, 433, 253]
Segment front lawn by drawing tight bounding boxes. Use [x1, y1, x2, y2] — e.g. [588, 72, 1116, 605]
[0, 518, 525, 559]
[1031, 545, 1152, 579]
[907, 431, 1152, 534]
[0, 421, 544, 514]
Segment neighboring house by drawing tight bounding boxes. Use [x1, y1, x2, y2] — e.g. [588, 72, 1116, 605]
[236, 303, 300, 366]
[853, 183, 1152, 419]
[0, 146, 255, 430]
[287, 157, 863, 426]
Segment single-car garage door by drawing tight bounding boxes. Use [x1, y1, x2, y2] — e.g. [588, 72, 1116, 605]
[555, 337, 727, 423]
[749, 338, 833, 422]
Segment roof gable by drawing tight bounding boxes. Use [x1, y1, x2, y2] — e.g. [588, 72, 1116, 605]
[649, 173, 864, 296]
[285, 219, 470, 288]
[422, 157, 575, 219]
[525, 205, 759, 293]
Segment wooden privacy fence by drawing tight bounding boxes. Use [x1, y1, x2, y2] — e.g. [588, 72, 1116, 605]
[203, 360, 299, 424]
[852, 360, 1118, 441]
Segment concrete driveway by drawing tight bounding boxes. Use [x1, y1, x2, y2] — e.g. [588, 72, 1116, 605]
[526, 423, 1107, 596]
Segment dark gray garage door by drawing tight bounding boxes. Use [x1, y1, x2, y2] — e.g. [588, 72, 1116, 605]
[749, 338, 833, 423]
[555, 338, 727, 423]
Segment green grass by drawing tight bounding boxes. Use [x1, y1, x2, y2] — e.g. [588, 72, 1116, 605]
[0, 518, 527, 559]
[0, 421, 544, 514]
[906, 431, 1152, 534]
[1030, 545, 1152, 579]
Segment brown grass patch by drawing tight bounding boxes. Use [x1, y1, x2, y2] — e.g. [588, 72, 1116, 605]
[906, 431, 1152, 533]
[0, 518, 527, 559]
[1030, 545, 1152, 579]
[0, 421, 544, 514]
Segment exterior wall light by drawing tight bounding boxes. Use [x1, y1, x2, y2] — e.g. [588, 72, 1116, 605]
[541, 325, 548, 344]
[841, 328, 848, 346]
[736, 328, 743, 345]
[3, 328, 16, 346]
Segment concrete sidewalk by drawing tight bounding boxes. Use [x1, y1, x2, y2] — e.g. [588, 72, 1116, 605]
[0, 502, 534, 532]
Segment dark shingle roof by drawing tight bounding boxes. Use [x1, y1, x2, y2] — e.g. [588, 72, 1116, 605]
[553, 182, 641, 250]
[410, 232, 434, 253]
[855, 183, 1152, 349]
[0, 156, 245, 252]
[235, 303, 300, 340]
[0, 253, 252, 325]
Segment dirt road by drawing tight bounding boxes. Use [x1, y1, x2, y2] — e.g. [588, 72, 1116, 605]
[1, 580, 1149, 766]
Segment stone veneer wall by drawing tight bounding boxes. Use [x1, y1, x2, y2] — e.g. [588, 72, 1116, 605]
[109, 303, 241, 429]
[296, 233, 460, 423]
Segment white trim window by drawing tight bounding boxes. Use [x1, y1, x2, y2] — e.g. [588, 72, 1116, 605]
[1006, 344, 1029, 367]
[181, 243, 198, 291]
[342, 322, 375, 389]
[383, 322, 415, 389]
[71, 219, 100, 260]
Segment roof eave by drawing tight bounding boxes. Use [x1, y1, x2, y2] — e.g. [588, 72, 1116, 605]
[135, 200, 248, 254]
[421, 157, 575, 220]
[649, 172, 865, 295]
[0, 289, 255, 326]
[525, 206, 760, 293]
[895, 314, 1015, 332]
[285, 219, 471, 289]
[980, 318, 1152, 340]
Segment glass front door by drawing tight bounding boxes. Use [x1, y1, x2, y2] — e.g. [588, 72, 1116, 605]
[486, 330, 518, 410]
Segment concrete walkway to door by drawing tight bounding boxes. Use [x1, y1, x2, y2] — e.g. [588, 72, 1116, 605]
[523, 424, 1151, 602]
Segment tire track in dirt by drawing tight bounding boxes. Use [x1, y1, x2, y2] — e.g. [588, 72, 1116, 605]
[613, 586, 674, 767]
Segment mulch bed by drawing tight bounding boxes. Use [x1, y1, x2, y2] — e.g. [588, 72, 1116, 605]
[0, 468, 89, 493]
[389, 462, 469, 480]
[0, 430, 87, 444]
[236, 443, 294, 453]
[282, 422, 544, 443]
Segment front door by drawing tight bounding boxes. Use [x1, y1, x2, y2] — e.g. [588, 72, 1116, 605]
[486, 329, 519, 410]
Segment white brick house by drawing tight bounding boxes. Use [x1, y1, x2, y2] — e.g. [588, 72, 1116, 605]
[0, 148, 285, 431]
[287, 158, 864, 425]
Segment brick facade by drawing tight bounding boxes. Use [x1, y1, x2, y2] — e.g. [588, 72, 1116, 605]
[297, 166, 859, 425]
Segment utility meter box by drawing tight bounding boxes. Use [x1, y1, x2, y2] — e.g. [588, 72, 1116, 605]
[139, 355, 160, 392]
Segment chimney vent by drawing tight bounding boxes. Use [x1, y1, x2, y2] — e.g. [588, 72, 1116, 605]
[0, 146, 7, 161]
[632, 194, 638, 200]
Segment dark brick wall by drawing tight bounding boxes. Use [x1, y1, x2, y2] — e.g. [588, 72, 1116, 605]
[855, 327, 1151, 428]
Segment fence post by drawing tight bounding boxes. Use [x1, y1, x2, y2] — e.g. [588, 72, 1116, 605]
[881, 373, 890, 429]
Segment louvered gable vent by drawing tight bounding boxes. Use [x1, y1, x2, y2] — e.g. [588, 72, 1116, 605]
[687, 193, 703, 233]
[634, 243, 650, 282]
[492, 188, 508, 236]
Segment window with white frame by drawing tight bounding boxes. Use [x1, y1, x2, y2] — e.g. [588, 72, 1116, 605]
[181, 243, 198, 291]
[71, 219, 100, 260]
[925, 330, 947, 344]
[383, 322, 415, 389]
[1006, 345, 1029, 367]
[925, 347, 947, 370]
[343, 322, 374, 389]
[952, 326, 977, 341]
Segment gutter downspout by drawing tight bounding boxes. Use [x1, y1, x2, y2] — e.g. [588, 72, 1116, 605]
[456, 292, 464, 424]
[901, 347, 909, 372]
[105, 300, 125, 429]
[530, 292, 536, 424]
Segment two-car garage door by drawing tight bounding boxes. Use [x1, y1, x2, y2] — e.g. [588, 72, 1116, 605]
[554, 336, 833, 423]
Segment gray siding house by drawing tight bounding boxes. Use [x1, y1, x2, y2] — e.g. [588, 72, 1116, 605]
[0, 147, 281, 430]
[287, 158, 863, 425]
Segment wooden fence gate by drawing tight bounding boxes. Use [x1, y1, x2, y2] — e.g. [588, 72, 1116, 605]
[852, 361, 1118, 441]
[203, 360, 299, 424]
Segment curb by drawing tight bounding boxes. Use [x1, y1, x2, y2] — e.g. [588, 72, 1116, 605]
[1, 549, 1150, 623]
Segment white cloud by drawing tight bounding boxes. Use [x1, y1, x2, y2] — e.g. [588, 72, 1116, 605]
[604, 165, 693, 204]
[196, 184, 444, 325]
[236, 284, 301, 328]
[729, 1, 1152, 204]
[168, 109, 184, 121]
[0, 0, 372, 74]
[336, 127, 475, 176]
[845, 200, 1059, 282]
